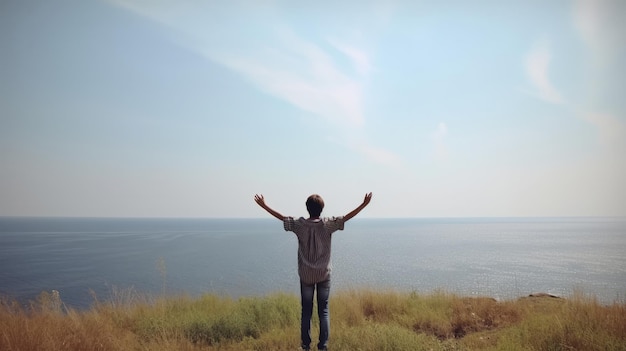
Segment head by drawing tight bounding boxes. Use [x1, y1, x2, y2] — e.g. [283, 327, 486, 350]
[306, 194, 324, 218]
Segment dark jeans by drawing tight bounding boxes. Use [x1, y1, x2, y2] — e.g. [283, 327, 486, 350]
[300, 279, 331, 350]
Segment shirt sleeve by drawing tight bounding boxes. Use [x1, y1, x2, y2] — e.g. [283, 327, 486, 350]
[283, 217, 297, 232]
[324, 216, 345, 233]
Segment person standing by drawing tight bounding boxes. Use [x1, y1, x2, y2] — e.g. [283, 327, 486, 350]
[254, 192, 372, 351]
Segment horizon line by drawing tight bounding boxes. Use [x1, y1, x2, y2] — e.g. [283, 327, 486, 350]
[1, 215, 624, 221]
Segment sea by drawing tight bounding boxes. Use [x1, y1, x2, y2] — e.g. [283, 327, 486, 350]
[1, 217, 625, 309]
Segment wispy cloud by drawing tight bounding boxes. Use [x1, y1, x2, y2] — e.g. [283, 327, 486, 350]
[328, 39, 373, 76]
[105, 0, 402, 165]
[572, 0, 626, 65]
[580, 112, 626, 147]
[209, 29, 367, 127]
[523, 35, 625, 148]
[105, 1, 367, 127]
[570, 0, 626, 148]
[523, 40, 564, 105]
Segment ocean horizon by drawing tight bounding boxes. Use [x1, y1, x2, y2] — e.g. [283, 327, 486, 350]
[1, 216, 625, 309]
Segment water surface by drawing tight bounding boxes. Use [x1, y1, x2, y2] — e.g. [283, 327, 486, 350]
[1, 217, 624, 308]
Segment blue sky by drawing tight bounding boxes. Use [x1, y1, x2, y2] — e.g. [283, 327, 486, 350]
[1, 0, 624, 218]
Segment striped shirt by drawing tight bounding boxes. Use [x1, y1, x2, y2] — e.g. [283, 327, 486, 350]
[283, 216, 345, 284]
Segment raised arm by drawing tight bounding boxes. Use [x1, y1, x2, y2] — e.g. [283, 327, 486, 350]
[343, 192, 372, 222]
[254, 194, 285, 221]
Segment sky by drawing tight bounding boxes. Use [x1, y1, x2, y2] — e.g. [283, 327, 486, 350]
[1, 0, 625, 218]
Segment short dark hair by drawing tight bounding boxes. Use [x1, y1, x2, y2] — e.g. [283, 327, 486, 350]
[306, 194, 324, 217]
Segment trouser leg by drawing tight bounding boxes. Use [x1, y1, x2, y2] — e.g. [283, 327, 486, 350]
[316, 279, 331, 350]
[300, 281, 314, 349]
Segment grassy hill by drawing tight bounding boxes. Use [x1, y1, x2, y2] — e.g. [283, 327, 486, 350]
[1, 289, 625, 350]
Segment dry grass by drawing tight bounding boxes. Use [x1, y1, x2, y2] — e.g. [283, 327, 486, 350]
[1, 289, 624, 351]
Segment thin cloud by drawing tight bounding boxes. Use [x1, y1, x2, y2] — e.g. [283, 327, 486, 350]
[105, 0, 403, 165]
[572, 0, 625, 64]
[580, 112, 626, 147]
[328, 39, 373, 76]
[522, 32, 625, 148]
[106, 0, 367, 127]
[209, 29, 367, 127]
[523, 40, 564, 105]
[571, 0, 626, 148]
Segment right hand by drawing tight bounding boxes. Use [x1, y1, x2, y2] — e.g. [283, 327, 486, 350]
[362, 192, 372, 206]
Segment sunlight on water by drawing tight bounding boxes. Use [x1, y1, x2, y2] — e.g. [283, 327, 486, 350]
[1, 217, 625, 308]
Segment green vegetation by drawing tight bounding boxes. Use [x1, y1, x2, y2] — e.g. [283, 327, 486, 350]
[1, 289, 625, 350]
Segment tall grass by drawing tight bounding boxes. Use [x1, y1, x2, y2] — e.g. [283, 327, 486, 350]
[1, 289, 624, 351]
